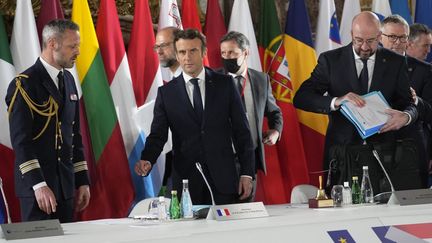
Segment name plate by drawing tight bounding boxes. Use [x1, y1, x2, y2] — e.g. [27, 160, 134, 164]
[208, 202, 268, 221]
[1, 219, 63, 240]
[393, 189, 432, 206]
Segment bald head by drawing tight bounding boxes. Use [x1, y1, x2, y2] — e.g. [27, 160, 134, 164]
[351, 12, 382, 58]
[155, 27, 180, 69]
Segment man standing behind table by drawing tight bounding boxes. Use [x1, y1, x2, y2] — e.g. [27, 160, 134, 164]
[135, 29, 255, 205]
[380, 15, 432, 188]
[6, 19, 90, 222]
[293, 12, 418, 194]
[219, 31, 283, 201]
[155, 27, 182, 82]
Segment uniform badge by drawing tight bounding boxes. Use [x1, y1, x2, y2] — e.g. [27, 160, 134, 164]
[70, 94, 78, 101]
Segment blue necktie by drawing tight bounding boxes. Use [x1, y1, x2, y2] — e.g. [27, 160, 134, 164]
[190, 78, 203, 122]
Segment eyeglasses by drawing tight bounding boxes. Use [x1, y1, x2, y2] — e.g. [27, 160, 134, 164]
[153, 42, 173, 51]
[382, 33, 408, 43]
[352, 37, 379, 47]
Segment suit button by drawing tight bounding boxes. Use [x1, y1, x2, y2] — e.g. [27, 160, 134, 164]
[58, 157, 61, 162]
[72, 121, 75, 125]
[58, 146, 61, 150]
[70, 157, 73, 161]
[72, 133, 75, 137]
[201, 130, 205, 135]
[72, 145, 75, 148]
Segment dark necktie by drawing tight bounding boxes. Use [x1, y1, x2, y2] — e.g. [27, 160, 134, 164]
[359, 58, 369, 94]
[190, 78, 203, 122]
[57, 71, 65, 100]
[235, 76, 246, 112]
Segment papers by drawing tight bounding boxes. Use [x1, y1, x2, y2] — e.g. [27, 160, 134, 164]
[340, 91, 390, 139]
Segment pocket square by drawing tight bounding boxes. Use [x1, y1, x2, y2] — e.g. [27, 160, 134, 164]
[70, 94, 78, 101]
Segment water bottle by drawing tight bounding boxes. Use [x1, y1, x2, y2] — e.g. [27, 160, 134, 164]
[361, 166, 374, 203]
[157, 196, 168, 221]
[351, 176, 361, 204]
[181, 179, 193, 219]
[342, 181, 352, 205]
[169, 190, 181, 219]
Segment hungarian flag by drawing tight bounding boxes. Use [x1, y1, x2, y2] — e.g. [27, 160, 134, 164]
[285, 0, 328, 189]
[204, 0, 226, 69]
[0, 15, 19, 222]
[10, 0, 40, 73]
[72, 0, 134, 219]
[97, 0, 152, 205]
[128, 0, 165, 199]
[257, 0, 310, 203]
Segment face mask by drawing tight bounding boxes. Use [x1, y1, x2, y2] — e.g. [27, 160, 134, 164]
[222, 55, 245, 74]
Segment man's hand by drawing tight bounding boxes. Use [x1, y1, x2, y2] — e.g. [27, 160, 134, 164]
[75, 185, 90, 212]
[334, 92, 365, 108]
[134, 160, 152, 177]
[262, 129, 279, 145]
[380, 109, 409, 133]
[238, 176, 253, 200]
[34, 186, 57, 214]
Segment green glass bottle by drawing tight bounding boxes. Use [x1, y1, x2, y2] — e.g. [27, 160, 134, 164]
[169, 190, 181, 219]
[351, 176, 361, 204]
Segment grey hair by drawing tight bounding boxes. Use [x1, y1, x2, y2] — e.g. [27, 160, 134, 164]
[220, 31, 250, 51]
[409, 23, 432, 41]
[42, 19, 79, 49]
[381, 14, 409, 32]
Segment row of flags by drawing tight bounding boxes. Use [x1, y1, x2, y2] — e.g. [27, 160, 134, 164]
[1, 0, 432, 222]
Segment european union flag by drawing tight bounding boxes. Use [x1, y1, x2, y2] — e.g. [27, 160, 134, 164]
[330, 12, 341, 44]
[327, 229, 356, 243]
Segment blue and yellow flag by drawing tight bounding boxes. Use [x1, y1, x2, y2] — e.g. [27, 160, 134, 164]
[284, 0, 328, 185]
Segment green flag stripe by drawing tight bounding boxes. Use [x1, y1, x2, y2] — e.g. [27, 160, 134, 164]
[258, 0, 282, 52]
[0, 15, 13, 64]
[81, 51, 118, 162]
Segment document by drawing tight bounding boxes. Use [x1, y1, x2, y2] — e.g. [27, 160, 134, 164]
[340, 91, 390, 139]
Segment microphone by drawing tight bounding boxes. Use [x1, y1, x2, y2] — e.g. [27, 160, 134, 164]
[372, 149, 399, 205]
[0, 177, 12, 224]
[195, 162, 216, 206]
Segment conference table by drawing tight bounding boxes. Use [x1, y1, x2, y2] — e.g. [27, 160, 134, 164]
[2, 203, 432, 242]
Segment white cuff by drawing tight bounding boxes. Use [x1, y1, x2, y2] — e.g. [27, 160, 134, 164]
[403, 112, 412, 126]
[32, 181, 47, 191]
[330, 97, 338, 111]
[240, 175, 253, 180]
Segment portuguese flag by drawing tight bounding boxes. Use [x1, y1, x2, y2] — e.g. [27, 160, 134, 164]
[72, 0, 134, 219]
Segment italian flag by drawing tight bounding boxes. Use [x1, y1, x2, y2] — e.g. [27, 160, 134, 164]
[72, 0, 134, 219]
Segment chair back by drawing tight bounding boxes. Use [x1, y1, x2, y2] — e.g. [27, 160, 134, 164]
[290, 184, 318, 204]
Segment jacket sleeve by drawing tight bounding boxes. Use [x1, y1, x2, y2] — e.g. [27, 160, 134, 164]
[6, 76, 45, 189]
[263, 73, 283, 134]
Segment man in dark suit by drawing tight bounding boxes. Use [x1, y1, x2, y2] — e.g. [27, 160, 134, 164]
[5, 20, 90, 222]
[219, 31, 283, 200]
[293, 12, 418, 193]
[380, 15, 432, 187]
[407, 23, 432, 62]
[135, 29, 255, 205]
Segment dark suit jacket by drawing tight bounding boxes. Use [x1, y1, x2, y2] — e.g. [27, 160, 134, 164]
[141, 68, 255, 203]
[246, 68, 283, 173]
[6, 59, 89, 200]
[293, 45, 417, 169]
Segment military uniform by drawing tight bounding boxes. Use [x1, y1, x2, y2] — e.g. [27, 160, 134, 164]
[5, 58, 89, 222]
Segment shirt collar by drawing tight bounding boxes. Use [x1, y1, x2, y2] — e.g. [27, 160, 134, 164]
[40, 57, 63, 82]
[228, 66, 248, 79]
[183, 67, 206, 84]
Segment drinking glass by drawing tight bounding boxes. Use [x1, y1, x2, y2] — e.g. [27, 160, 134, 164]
[331, 185, 344, 207]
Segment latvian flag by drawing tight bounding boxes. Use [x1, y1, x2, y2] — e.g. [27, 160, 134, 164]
[216, 209, 231, 217]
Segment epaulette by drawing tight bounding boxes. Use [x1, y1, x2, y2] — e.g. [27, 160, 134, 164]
[8, 74, 62, 148]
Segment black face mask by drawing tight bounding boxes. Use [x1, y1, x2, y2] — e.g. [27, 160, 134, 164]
[222, 58, 242, 74]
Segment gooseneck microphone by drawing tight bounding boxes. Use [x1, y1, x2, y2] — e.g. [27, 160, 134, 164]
[372, 149, 399, 205]
[0, 177, 12, 224]
[195, 162, 216, 206]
